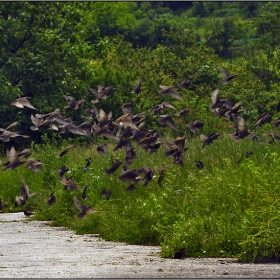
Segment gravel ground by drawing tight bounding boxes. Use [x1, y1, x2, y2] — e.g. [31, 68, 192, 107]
[1, 212, 280, 278]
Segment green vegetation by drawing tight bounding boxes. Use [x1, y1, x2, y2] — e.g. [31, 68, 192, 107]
[1, 1, 280, 263]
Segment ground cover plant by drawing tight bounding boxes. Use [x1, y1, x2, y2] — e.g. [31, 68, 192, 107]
[1, 1, 280, 264]
[0, 93, 280, 263]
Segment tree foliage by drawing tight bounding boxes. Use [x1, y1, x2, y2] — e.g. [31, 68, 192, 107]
[0, 2, 95, 133]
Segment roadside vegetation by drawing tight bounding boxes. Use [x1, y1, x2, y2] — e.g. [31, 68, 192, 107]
[0, 2, 280, 263]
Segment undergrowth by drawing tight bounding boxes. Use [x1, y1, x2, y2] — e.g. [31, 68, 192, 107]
[0, 129, 279, 263]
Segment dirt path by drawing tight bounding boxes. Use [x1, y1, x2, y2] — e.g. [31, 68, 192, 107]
[1, 212, 280, 278]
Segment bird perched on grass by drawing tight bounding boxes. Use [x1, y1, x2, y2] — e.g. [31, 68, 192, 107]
[47, 192, 57, 206]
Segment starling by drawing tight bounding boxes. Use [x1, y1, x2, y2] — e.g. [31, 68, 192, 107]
[101, 188, 111, 200]
[55, 144, 75, 158]
[104, 156, 123, 176]
[82, 184, 89, 201]
[47, 192, 57, 206]
[158, 164, 166, 185]
[11, 97, 37, 110]
[96, 144, 108, 157]
[73, 196, 100, 219]
[200, 132, 221, 148]
[185, 120, 203, 133]
[218, 66, 239, 84]
[174, 247, 186, 259]
[158, 85, 183, 101]
[195, 160, 204, 170]
[158, 114, 178, 132]
[130, 78, 142, 94]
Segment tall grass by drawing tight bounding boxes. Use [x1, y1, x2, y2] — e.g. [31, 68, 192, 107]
[0, 129, 280, 263]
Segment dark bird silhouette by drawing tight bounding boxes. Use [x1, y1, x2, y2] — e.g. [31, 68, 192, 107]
[123, 148, 138, 171]
[195, 160, 204, 170]
[150, 102, 175, 115]
[82, 184, 89, 201]
[93, 124, 119, 142]
[255, 113, 272, 126]
[158, 114, 178, 132]
[25, 158, 44, 173]
[93, 107, 113, 127]
[0, 198, 4, 211]
[185, 120, 203, 133]
[118, 169, 143, 191]
[82, 158, 92, 172]
[162, 138, 188, 165]
[0, 121, 19, 132]
[223, 101, 244, 121]
[0, 122, 30, 142]
[210, 88, 222, 112]
[15, 177, 36, 207]
[77, 122, 93, 137]
[113, 113, 140, 131]
[130, 78, 142, 94]
[228, 115, 250, 141]
[200, 132, 221, 148]
[101, 188, 111, 200]
[210, 89, 235, 119]
[11, 97, 37, 109]
[59, 174, 79, 190]
[158, 85, 183, 101]
[64, 95, 85, 110]
[24, 209, 34, 217]
[18, 148, 32, 159]
[89, 85, 117, 104]
[158, 164, 166, 185]
[174, 247, 186, 259]
[174, 136, 187, 153]
[138, 165, 154, 187]
[73, 196, 100, 219]
[114, 139, 134, 152]
[218, 66, 239, 84]
[3, 146, 25, 171]
[176, 108, 189, 118]
[47, 192, 57, 206]
[96, 144, 108, 157]
[177, 79, 190, 89]
[104, 156, 123, 176]
[0, 129, 30, 142]
[55, 144, 75, 158]
[58, 165, 69, 178]
[59, 123, 88, 136]
[121, 102, 134, 114]
[272, 117, 280, 128]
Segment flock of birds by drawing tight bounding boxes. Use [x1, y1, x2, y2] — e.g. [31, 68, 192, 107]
[1, 66, 280, 225]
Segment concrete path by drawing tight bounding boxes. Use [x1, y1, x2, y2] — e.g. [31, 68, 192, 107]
[1, 212, 280, 278]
